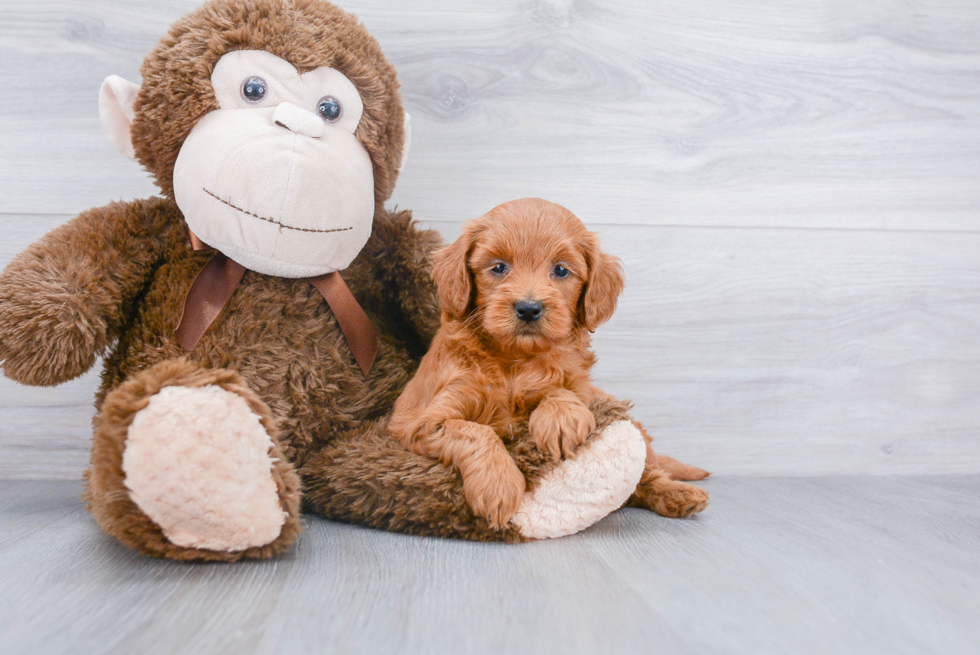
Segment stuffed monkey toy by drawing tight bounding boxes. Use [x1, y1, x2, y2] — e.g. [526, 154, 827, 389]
[0, 0, 705, 561]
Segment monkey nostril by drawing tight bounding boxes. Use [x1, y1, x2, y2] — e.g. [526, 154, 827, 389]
[514, 300, 544, 323]
[272, 102, 325, 139]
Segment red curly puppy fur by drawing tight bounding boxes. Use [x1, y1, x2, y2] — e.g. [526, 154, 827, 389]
[389, 198, 709, 529]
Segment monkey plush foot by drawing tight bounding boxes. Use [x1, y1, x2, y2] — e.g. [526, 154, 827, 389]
[124, 385, 289, 550]
[85, 359, 302, 561]
[511, 420, 646, 539]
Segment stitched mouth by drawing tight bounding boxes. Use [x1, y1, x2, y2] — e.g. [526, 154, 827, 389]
[202, 188, 353, 234]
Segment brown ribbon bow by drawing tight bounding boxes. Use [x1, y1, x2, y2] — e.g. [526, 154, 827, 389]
[174, 231, 379, 375]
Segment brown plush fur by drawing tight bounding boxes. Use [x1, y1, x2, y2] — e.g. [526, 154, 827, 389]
[0, 1, 707, 559]
[391, 199, 709, 525]
[302, 394, 636, 543]
[0, 0, 622, 559]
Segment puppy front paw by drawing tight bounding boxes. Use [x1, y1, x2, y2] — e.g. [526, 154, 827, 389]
[461, 451, 526, 529]
[529, 395, 596, 461]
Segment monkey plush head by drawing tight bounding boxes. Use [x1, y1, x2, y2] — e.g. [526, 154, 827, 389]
[99, 0, 410, 277]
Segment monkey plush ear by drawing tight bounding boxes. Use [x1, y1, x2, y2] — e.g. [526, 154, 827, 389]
[399, 112, 412, 173]
[99, 75, 141, 160]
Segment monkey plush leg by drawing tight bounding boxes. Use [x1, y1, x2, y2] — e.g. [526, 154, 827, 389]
[84, 359, 302, 561]
[299, 417, 529, 542]
[510, 418, 646, 539]
[299, 395, 647, 542]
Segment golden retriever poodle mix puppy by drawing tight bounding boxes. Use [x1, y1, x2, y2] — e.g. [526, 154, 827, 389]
[389, 198, 708, 528]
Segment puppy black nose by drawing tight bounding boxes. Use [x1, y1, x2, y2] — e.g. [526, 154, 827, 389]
[514, 300, 543, 323]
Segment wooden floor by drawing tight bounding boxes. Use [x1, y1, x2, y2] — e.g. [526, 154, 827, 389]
[1, 476, 977, 654]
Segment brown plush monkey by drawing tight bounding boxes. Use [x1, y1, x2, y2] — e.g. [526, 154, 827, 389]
[0, 0, 703, 561]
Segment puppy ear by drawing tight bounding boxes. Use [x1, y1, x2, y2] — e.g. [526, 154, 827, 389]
[433, 221, 483, 320]
[578, 233, 625, 331]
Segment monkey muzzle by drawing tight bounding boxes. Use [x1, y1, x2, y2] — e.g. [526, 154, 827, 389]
[172, 105, 375, 278]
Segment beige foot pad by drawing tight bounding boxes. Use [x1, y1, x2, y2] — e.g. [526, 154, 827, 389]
[511, 420, 646, 540]
[122, 385, 287, 551]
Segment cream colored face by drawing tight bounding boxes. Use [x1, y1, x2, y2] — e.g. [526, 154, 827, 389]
[171, 50, 375, 277]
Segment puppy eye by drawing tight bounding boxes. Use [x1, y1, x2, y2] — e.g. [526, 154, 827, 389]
[317, 96, 343, 122]
[552, 264, 570, 278]
[490, 262, 508, 276]
[241, 77, 268, 104]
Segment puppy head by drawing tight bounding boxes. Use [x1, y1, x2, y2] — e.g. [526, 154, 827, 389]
[433, 198, 624, 353]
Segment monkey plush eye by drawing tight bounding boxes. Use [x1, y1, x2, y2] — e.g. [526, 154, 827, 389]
[316, 96, 343, 122]
[241, 77, 268, 104]
[552, 264, 570, 278]
[490, 262, 508, 276]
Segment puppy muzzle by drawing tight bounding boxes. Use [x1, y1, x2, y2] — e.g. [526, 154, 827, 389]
[514, 299, 544, 323]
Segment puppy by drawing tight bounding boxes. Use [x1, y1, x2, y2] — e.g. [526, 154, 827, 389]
[389, 198, 708, 528]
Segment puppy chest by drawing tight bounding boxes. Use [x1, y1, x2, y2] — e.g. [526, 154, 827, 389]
[499, 362, 566, 419]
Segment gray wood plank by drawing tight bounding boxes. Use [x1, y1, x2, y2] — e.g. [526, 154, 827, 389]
[2, 1, 979, 478]
[3, 218, 979, 478]
[423, 221, 980, 476]
[593, 225, 980, 476]
[0, 368, 99, 480]
[0, 477, 977, 654]
[0, 0, 979, 230]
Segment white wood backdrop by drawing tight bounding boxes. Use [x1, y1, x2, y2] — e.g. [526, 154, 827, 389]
[1, 0, 978, 478]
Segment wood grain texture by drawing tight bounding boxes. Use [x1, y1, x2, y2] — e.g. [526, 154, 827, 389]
[0, 0, 978, 229]
[433, 221, 980, 476]
[1, 477, 977, 654]
[3, 218, 978, 478]
[1, 0, 979, 479]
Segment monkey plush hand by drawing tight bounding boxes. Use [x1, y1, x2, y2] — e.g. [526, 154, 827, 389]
[0, 0, 672, 561]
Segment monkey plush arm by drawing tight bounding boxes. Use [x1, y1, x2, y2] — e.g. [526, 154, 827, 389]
[0, 197, 177, 386]
[368, 208, 444, 345]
